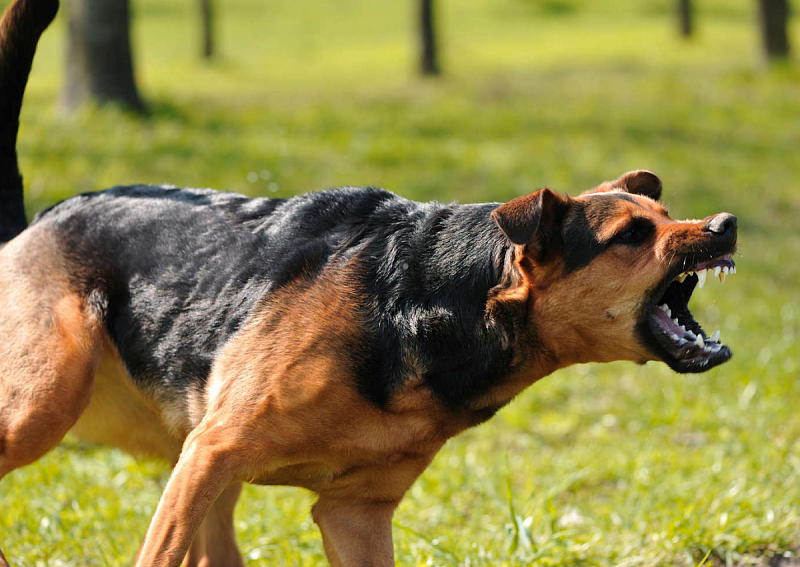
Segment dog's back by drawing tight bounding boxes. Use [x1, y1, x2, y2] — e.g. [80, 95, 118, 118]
[29, 184, 406, 400]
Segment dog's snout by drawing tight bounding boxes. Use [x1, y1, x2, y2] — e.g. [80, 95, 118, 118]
[704, 213, 737, 236]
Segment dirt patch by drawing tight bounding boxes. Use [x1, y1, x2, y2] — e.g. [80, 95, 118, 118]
[711, 549, 800, 567]
[767, 555, 800, 567]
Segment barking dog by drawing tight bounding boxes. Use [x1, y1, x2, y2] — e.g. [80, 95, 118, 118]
[0, 1, 737, 565]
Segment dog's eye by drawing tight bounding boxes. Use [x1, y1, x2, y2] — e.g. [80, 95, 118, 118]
[614, 221, 654, 244]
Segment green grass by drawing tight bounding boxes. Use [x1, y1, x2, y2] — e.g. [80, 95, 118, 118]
[2, 0, 800, 565]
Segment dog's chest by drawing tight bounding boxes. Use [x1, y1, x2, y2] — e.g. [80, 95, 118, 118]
[242, 381, 458, 498]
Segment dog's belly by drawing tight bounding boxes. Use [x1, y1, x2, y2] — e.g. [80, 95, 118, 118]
[69, 347, 184, 462]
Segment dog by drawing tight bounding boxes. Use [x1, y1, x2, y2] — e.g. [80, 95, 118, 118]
[0, 1, 738, 565]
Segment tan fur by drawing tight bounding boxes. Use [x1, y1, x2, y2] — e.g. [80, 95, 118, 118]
[70, 347, 183, 462]
[200, 270, 450, 492]
[183, 482, 244, 567]
[312, 497, 398, 567]
[0, 226, 102, 476]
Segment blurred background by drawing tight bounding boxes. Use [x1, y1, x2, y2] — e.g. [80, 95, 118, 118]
[1, 0, 799, 565]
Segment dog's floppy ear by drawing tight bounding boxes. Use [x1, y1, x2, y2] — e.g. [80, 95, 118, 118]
[491, 188, 570, 246]
[586, 170, 662, 201]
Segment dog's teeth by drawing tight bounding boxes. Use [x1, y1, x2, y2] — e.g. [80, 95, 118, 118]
[673, 318, 679, 325]
[719, 272, 726, 284]
[695, 334, 704, 347]
[676, 273, 688, 283]
[696, 269, 707, 288]
[660, 304, 669, 313]
[670, 333, 680, 341]
[732, 266, 736, 274]
[714, 266, 721, 278]
[723, 266, 729, 275]
[710, 330, 720, 342]
[679, 324, 686, 332]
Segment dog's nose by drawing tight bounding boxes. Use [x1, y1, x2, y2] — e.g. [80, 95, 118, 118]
[704, 213, 737, 236]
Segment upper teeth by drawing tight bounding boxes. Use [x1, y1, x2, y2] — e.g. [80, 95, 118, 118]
[673, 265, 737, 286]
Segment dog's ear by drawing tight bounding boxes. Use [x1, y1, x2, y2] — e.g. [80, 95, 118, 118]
[491, 188, 570, 246]
[614, 170, 662, 200]
[586, 170, 662, 201]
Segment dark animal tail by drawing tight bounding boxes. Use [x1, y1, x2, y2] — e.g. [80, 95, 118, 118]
[0, 0, 58, 242]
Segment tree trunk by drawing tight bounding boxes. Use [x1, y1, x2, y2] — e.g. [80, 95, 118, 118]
[200, 0, 213, 59]
[62, 0, 145, 113]
[677, 0, 693, 38]
[757, 0, 791, 59]
[419, 0, 440, 76]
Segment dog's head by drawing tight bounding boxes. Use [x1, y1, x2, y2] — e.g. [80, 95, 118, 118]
[492, 170, 737, 373]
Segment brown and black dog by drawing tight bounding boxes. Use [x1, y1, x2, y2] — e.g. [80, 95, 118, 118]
[0, 1, 738, 566]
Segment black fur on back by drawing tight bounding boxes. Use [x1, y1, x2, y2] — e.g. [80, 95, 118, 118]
[35, 185, 525, 412]
[350, 201, 520, 409]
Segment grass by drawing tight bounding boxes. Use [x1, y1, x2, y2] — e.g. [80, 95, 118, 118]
[2, 0, 800, 565]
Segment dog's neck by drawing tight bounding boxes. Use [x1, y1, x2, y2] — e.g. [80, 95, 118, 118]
[364, 201, 560, 417]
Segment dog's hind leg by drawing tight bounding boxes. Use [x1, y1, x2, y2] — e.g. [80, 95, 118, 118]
[0, 229, 103, 562]
[183, 482, 245, 567]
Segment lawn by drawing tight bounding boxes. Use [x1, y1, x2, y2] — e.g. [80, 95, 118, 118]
[1, 0, 800, 565]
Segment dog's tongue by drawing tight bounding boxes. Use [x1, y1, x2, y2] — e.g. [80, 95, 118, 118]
[651, 306, 681, 337]
[651, 304, 703, 347]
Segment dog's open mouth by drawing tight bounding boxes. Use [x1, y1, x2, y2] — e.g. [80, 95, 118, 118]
[644, 254, 736, 372]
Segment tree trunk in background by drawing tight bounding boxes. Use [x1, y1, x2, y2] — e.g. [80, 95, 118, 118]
[419, 0, 440, 76]
[678, 0, 693, 38]
[62, 0, 145, 112]
[200, 0, 214, 59]
[757, 0, 791, 59]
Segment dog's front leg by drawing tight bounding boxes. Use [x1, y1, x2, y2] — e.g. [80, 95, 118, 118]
[312, 496, 399, 567]
[135, 425, 240, 567]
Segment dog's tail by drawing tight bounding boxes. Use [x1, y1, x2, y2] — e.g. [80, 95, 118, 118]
[0, 0, 58, 242]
